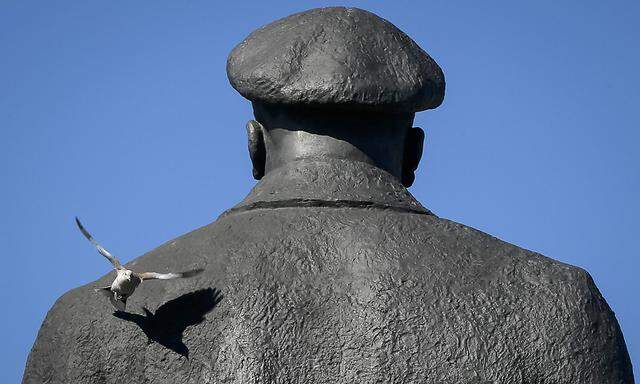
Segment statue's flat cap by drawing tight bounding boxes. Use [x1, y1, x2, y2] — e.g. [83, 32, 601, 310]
[227, 7, 445, 113]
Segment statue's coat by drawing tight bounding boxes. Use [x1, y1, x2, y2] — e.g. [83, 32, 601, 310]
[23, 160, 633, 383]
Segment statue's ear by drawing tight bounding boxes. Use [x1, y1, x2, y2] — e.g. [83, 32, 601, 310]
[401, 127, 425, 187]
[247, 120, 266, 180]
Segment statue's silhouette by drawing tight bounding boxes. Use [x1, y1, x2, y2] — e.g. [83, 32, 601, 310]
[24, 7, 633, 384]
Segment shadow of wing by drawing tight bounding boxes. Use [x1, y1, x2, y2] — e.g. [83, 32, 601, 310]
[112, 288, 223, 358]
[113, 311, 146, 328]
[153, 288, 223, 332]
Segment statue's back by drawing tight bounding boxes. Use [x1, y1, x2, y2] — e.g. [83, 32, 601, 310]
[24, 159, 633, 383]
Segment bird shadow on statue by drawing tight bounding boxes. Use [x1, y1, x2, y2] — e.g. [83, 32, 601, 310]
[113, 287, 223, 358]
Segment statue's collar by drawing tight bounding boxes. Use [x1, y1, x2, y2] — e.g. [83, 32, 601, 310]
[223, 158, 432, 217]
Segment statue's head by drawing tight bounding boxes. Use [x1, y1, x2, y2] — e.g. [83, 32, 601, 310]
[227, 7, 445, 187]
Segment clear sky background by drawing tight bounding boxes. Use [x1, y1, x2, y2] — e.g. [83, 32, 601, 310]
[1, 1, 638, 382]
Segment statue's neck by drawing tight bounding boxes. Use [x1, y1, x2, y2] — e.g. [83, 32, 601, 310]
[262, 128, 405, 180]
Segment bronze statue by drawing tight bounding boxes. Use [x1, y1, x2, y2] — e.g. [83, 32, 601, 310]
[24, 7, 633, 383]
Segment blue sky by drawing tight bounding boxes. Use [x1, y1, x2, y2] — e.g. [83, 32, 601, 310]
[1, 1, 638, 381]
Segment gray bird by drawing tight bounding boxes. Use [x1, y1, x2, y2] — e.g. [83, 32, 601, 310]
[75, 217, 203, 312]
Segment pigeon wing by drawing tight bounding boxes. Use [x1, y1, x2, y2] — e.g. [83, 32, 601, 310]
[136, 268, 204, 281]
[94, 286, 112, 299]
[75, 217, 123, 270]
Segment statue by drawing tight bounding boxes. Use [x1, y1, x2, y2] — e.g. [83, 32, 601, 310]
[23, 7, 633, 383]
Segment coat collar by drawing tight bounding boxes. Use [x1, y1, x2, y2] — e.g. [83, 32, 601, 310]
[223, 158, 432, 216]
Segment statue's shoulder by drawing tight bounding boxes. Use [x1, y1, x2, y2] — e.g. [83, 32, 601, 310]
[414, 214, 620, 330]
[23, 222, 217, 383]
[420, 216, 633, 382]
[420, 215, 591, 283]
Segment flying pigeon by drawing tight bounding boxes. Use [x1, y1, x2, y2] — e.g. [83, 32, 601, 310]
[75, 217, 203, 312]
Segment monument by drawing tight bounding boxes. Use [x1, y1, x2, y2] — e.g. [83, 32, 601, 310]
[24, 7, 633, 384]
